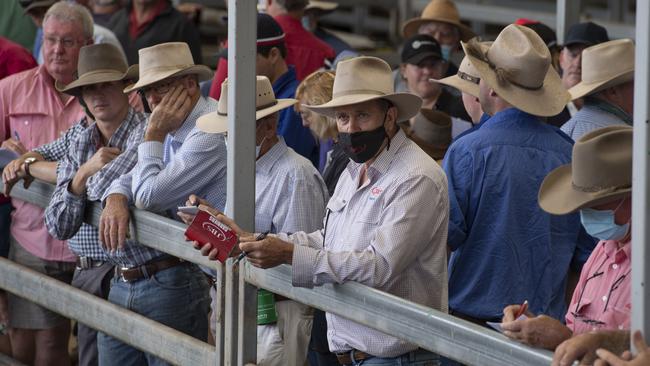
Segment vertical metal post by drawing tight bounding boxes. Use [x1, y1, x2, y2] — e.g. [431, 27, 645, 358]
[214, 262, 225, 365]
[556, 0, 580, 45]
[226, 0, 257, 365]
[632, 0, 650, 350]
[238, 263, 258, 366]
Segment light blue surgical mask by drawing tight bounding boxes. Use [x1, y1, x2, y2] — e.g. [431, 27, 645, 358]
[440, 44, 453, 61]
[579, 200, 630, 241]
[301, 16, 316, 32]
[255, 136, 266, 159]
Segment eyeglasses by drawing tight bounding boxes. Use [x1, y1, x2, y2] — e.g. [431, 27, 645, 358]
[43, 35, 84, 49]
[139, 77, 182, 96]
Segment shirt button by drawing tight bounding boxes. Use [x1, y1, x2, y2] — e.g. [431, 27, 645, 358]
[602, 295, 608, 302]
[612, 263, 618, 270]
[24, 120, 28, 125]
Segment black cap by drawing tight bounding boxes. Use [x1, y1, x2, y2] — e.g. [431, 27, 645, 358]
[564, 22, 609, 47]
[401, 35, 442, 65]
[523, 22, 557, 49]
[257, 13, 285, 46]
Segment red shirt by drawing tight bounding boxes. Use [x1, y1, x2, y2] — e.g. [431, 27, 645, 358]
[128, 0, 169, 40]
[0, 37, 37, 80]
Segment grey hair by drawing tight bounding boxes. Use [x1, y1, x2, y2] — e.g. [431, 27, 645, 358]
[43, 1, 94, 40]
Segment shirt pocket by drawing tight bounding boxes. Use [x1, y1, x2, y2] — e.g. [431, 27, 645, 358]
[8, 112, 51, 149]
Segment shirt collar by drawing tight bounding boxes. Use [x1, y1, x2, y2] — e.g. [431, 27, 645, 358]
[603, 239, 632, 263]
[89, 108, 136, 148]
[256, 137, 288, 175]
[273, 66, 296, 93]
[170, 96, 208, 144]
[345, 128, 408, 180]
[484, 107, 538, 127]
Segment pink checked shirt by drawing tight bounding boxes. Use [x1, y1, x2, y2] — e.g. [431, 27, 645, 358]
[0, 65, 84, 262]
[565, 239, 631, 335]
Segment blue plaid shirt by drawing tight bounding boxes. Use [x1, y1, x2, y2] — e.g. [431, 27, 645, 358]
[45, 108, 147, 261]
[33, 119, 89, 163]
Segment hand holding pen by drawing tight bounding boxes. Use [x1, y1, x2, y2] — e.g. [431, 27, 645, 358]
[234, 232, 269, 264]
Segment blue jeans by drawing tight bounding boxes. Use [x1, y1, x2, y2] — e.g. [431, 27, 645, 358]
[97, 263, 210, 366]
[345, 349, 441, 366]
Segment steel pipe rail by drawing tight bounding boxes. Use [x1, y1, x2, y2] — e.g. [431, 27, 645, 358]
[0, 257, 216, 365]
[242, 264, 555, 366]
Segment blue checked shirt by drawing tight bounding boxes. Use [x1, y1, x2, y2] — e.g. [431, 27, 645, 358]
[103, 96, 227, 266]
[33, 119, 89, 162]
[45, 108, 147, 261]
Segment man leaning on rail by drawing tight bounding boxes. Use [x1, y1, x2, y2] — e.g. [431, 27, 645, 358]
[200, 56, 451, 366]
[501, 126, 634, 366]
[43, 43, 146, 366]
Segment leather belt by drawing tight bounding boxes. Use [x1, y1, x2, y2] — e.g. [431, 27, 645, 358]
[76, 256, 106, 270]
[335, 350, 373, 365]
[274, 294, 289, 302]
[115, 257, 184, 282]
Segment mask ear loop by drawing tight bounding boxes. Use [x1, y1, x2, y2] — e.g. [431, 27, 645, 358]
[614, 197, 632, 240]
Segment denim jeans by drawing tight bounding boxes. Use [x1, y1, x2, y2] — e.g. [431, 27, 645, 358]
[344, 349, 441, 366]
[97, 263, 210, 366]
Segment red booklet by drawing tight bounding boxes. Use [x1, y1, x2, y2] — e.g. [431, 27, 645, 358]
[184, 210, 239, 263]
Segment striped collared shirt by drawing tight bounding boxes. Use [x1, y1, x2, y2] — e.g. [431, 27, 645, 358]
[280, 130, 449, 358]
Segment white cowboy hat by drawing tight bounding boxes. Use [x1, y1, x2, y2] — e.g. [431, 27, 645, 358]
[302, 56, 422, 122]
[196, 76, 297, 134]
[462, 24, 570, 117]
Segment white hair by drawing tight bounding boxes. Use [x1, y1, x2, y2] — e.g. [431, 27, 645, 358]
[43, 1, 94, 40]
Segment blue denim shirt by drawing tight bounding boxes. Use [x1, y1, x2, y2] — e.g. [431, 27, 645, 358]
[444, 108, 596, 320]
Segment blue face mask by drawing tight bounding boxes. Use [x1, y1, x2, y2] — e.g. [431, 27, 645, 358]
[440, 44, 453, 61]
[580, 200, 630, 241]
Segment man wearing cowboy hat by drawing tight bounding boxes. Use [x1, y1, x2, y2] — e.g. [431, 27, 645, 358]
[211, 56, 449, 366]
[500, 126, 633, 366]
[182, 76, 329, 366]
[444, 24, 596, 326]
[302, 1, 356, 57]
[97, 42, 224, 364]
[561, 39, 635, 141]
[41, 42, 146, 366]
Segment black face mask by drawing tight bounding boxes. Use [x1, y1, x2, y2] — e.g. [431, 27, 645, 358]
[338, 124, 387, 163]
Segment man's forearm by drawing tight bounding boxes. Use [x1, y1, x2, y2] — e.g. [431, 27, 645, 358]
[29, 161, 58, 184]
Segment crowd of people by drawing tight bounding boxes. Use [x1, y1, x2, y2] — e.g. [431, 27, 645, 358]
[0, 0, 645, 366]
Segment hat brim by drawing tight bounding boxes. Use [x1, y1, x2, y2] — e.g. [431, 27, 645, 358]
[568, 69, 634, 100]
[196, 98, 298, 134]
[538, 164, 632, 215]
[402, 17, 475, 42]
[305, 1, 338, 13]
[56, 65, 139, 96]
[463, 42, 570, 117]
[430, 75, 479, 98]
[303, 92, 423, 123]
[123, 64, 213, 93]
[404, 52, 442, 65]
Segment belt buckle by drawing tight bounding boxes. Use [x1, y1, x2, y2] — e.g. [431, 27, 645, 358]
[119, 266, 132, 282]
[79, 256, 90, 269]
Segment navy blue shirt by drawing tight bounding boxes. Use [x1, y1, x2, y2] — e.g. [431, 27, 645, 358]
[273, 66, 319, 167]
[444, 108, 596, 321]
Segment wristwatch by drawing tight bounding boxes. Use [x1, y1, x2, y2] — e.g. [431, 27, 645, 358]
[23, 157, 37, 178]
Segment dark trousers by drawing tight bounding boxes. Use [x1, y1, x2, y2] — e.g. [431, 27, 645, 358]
[308, 309, 339, 366]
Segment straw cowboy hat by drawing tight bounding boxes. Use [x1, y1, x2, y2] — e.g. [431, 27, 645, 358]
[305, 0, 338, 12]
[431, 41, 490, 98]
[407, 109, 452, 161]
[462, 24, 570, 117]
[568, 39, 635, 100]
[124, 42, 213, 93]
[402, 0, 475, 41]
[196, 76, 297, 134]
[303, 56, 422, 122]
[56, 43, 138, 96]
[538, 125, 632, 215]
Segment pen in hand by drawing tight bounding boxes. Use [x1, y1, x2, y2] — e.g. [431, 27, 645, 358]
[13, 131, 20, 141]
[514, 300, 528, 319]
[233, 231, 269, 265]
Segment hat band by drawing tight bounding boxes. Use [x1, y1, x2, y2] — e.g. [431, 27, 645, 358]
[457, 71, 479, 84]
[572, 181, 631, 193]
[142, 64, 196, 74]
[257, 34, 285, 47]
[332, 89, 386, 99]
[216, 100, 278, 117]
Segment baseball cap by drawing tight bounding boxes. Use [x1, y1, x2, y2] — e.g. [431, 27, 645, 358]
[401, 34, 443, 65]
[522, 22, 558, 49]
[564, 22, 609, 47]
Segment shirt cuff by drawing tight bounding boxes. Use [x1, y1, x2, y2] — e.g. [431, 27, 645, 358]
[64, 182, 86, 204]
[291, 244, 318, 289]
[138, 141, 164, 159]
[101, 186, 132, 206]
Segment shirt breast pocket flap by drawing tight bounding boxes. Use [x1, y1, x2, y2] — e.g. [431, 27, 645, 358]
[326, 197, 347, 214]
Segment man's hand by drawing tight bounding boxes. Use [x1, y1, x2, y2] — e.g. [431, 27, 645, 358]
[80, 147, 121, 177]
[99, 194, 130, 251]
[239, 236, 294, 268]
[552, 331, 619, 366]
[596, 331, 649, 366]
[502, 304, 534, 323]
[2, 157, 32, 195]
[145, 85, 193, 141]
[502, 315, 572, 350]
[1, 138, 27, 155]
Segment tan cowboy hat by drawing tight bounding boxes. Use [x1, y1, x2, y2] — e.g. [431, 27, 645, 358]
[402, 0, 475, 41]
[431, 41, 491, 98]
[568, 39, 635, 100]
[196, 76, 297, 134]
[408, 109, 452, 160]
[124, 42, 213, 93]
[56, 43, 138, 96]
[303, 56, 422, 122]
[462, 24, 570, 117]
[538, 125, 632, 215]
[305, 0, 338, 12]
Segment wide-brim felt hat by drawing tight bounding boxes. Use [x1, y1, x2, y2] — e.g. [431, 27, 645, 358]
[56, 43, 138, 96]
[402, 0, 475, 41]
[305, 0, 338, 13]
[431, 41, 490, 98]
[22, 0, 56, 14]
[462, 24, 570, 117]
[196, 76, 297, 134]
[302, 56, 422, 122]
[124, 42, 213, 93]
[568, 39, 635, 100]
[538, 125, 632, 215]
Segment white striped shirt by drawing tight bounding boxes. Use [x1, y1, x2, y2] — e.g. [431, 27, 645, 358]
[279, 130, 449, 358]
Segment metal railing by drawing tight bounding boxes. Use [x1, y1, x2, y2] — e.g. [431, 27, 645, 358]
[0, 179, 556, 365]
